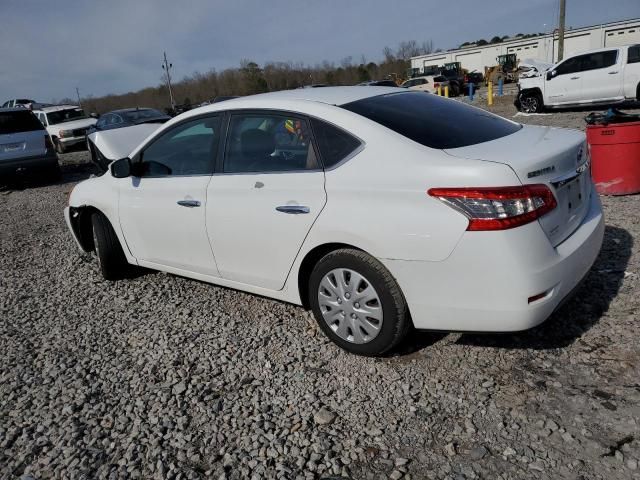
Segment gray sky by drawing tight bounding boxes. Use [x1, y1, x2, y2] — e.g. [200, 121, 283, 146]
[1, 0, 638, 101]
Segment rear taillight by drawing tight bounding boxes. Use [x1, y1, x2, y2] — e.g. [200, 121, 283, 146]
[427, 185, 557, 231]
[44, 135, 55, 154]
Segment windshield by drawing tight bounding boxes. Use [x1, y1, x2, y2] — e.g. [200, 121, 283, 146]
[46, 108, 88, 125]
[341, 91, 522, 149]
[122, 108, 168, 123]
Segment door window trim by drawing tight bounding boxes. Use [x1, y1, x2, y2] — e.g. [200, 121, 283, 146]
[215, 109, 324, 176]
[132, 113, 223, 179]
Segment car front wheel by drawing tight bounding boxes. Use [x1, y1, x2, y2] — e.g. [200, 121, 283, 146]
[308, 249, 410, 356]
[91, 211, 131, 280]
[520, 91, 544, 113]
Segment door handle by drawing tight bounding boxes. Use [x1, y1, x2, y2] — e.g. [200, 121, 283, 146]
[608, 71, 619, 74]
[177, 199, 201, 207]
[276, 205, 310, 214]
[570, 76, 580, 80]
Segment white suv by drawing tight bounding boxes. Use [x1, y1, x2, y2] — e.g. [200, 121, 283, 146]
[517, 44, 640, 112]
[32, 105, 97, 154]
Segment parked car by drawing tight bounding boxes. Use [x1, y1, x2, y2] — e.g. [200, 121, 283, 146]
[517, 44, 640, 113]
[401, 75, 451, 94]
[86, 108, 170, 171]
[0, 107, 59, 180]
[65, 87, 604, 356]
[32, 105, 97, 154]
[2, 99, 36, 109]
[358, 80, 399, 87]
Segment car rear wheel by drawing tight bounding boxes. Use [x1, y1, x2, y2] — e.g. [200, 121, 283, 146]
[308, 249, 410, 356]
[91, 211, 131, 280]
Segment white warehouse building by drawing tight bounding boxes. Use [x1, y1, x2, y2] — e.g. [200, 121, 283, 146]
[410, 18, 640, 74]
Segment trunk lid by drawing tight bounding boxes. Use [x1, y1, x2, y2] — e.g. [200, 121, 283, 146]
[444, 125, 591, 246]
[0, 131, 46, 162]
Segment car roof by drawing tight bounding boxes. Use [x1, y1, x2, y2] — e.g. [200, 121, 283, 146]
[35, 104, 82, 113]
[196, 86, 402, 112]
[0, 107, 34, 113]
[110, 107, 159, 114]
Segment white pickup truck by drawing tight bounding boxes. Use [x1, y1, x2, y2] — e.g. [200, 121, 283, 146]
[517, 44, 640, 113]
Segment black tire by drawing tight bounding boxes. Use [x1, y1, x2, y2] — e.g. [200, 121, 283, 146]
[519, 91, 544, 113]
[91, 211, 130, 280]
[308, 249, 411, 356]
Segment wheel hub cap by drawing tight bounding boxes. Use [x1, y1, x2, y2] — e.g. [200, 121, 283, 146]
[317, 268, 383, 344]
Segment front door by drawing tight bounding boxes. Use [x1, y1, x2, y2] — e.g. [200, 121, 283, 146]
[545, 55, 582, 104]
[118, 116, 222, 276]
[206, 112, 326, 290]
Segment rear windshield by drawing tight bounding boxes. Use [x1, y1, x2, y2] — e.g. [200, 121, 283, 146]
[341, 91, 521, 149]
[0, 110, 44, 134]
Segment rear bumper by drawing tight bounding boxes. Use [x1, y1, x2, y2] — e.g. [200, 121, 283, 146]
[0, 153, 59, 177]
[382, 191, 605, 332]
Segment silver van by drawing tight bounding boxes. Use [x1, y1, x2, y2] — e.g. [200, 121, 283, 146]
[0, 108, 59, 180]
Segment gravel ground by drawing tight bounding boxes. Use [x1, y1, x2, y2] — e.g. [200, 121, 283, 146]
[1, 101, 639, 480]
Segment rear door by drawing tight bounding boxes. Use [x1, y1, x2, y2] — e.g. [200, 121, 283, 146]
[0, 110, 46, 162]
[206, 111, 326, 290]
[579, 49, 622, 102]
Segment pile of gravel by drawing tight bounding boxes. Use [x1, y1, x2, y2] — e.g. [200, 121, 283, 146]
[1, 125, 639, 479]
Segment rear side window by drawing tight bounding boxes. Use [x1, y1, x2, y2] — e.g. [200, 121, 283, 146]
[580, 50, 617, 71]
[0, 110, 44, 134]
[311, 118, 361, 168]
[341, 92, 521, 149]
[628, 45, 640, 64]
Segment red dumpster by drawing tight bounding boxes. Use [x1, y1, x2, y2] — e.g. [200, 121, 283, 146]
[586, 120, 640, 196]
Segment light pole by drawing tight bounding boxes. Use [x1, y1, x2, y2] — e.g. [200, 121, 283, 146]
[76, 87, 82, 108]
[557, 0, 566, 61]
[162, 52, 176, 109]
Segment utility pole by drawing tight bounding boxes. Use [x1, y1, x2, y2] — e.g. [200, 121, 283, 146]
[557, 0, 566, 61]
[162, 51, 176, 109]
[75, 87, 82, 108]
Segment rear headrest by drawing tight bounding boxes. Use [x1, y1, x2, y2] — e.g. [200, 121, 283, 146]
[241, 129, 275, 158]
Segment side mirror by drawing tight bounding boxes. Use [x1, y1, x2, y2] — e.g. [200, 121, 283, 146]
[546, 70, 556, 81]
[111, 158, 131, 178]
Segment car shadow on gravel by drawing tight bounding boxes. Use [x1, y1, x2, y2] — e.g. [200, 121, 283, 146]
[0, 163, 98, 192]
[455, 225, 633, 350]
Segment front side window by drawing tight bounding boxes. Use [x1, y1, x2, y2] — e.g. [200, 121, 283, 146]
[555, 57, 581, 76]
[627, 45, 640, 64]
[224, 113, 318, 173]
[138, 116, 220, 177]
[580, 50, 618, 71]
[96, 115, 110, 129]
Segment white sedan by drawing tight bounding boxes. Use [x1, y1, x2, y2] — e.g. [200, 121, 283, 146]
[64, 87, 604, 356]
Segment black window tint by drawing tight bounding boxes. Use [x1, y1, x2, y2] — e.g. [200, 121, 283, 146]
[0, 110, 44, 134]
[580, 50, 617, 71]
[628, 45, 640, 64]
[555, 57, 581, 75]
[311, 118, 361, 168]
[341, 91, 521, 150]
[140, 116, 219, 176]
[224, 113, 318, 173]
